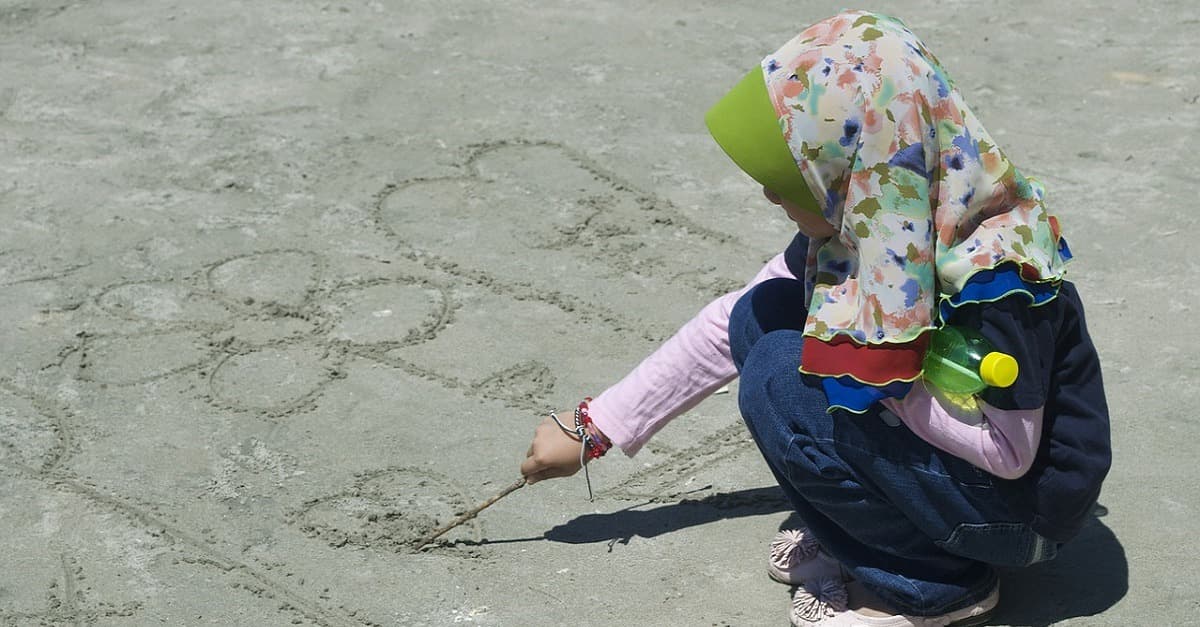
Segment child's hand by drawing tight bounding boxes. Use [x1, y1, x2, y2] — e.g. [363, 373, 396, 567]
[520, 413, 584, 484]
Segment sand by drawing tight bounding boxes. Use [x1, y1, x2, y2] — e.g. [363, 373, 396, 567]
[0, 0, 1197, 624]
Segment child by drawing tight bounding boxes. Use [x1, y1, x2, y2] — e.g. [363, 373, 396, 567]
[520, 11, 1111, 626]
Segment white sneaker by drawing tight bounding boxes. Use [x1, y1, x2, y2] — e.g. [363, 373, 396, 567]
[768, 528, 847, 585]
[789, 577, 1000, 627]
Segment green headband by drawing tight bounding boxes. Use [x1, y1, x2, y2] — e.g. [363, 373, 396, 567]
[704, 68, 820, 216]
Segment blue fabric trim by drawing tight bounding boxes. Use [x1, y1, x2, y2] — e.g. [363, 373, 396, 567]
[939, 263, 1060, 324]
[823, 376, 913, 414]
[1057, 235, 1073, 262]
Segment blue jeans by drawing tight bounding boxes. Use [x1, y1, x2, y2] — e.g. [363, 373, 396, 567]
[730, 278, 1055, 615]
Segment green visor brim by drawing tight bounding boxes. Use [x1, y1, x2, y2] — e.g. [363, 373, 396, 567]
[704, 68, 820, 217]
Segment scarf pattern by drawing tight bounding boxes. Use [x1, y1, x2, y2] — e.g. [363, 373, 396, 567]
[760, 12, 1071, 407]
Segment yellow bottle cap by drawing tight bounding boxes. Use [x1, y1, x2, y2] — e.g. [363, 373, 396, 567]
[704, 67, 821, 217]
[980, 352, 1019, 388]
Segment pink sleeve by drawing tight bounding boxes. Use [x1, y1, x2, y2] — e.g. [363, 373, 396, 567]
[882, 385, 1043, 480]
[588, 253, 797, 456]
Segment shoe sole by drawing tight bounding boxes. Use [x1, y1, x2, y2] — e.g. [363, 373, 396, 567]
[948, 608, 996, 626]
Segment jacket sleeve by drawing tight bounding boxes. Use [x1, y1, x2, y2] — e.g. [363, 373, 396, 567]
[955, 281, 1112, 542]
[1012, 282, 1112, 541]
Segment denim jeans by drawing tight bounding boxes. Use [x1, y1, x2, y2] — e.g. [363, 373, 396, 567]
[730, 278, 1055, 616]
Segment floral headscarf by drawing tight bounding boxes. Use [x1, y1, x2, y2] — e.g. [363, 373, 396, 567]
[761, 12, 1071, 410]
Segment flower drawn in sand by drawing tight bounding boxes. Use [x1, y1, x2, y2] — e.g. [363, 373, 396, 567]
[78, 250, 326, 395]
[72, 250, 451, 417]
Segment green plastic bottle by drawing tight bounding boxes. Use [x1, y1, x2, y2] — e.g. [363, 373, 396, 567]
[922, 326, 1019, 395]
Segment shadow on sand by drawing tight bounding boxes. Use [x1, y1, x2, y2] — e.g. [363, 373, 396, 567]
[544, 486, 792, 547]
[992, 509, 1127, 626]
[544, 490, 1126, 625]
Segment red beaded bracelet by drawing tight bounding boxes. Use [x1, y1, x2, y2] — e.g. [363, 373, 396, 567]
[576, 397, 611, 459]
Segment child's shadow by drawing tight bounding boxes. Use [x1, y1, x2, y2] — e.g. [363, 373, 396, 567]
[992, 507, 1127, 626]
[546, 493, 1126, 625]
[775, 507, 1127, 626]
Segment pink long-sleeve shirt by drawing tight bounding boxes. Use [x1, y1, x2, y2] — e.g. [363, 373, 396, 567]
[588, 253, 1042, 480]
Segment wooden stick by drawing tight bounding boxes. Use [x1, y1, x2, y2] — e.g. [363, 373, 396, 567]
[413, 477, 527, 550]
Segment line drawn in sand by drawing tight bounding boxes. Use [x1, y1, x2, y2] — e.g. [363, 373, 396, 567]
[0, 380, 75, 473]
[0, 553, 141, 625]
[0, 460, 367, 627]
[0, 379, 363, 625]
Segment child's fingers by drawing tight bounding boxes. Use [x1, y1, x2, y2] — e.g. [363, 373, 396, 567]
[520, 452, 572, 484]
[524, 467, 564, 485]
[519, 455, 539, 479]
[520, 453, 555, 482]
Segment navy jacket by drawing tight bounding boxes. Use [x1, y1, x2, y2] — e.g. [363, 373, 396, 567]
[785, 232, 1112, 543]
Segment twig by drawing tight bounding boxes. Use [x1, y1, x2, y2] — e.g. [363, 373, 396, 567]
[413, 478, 527, 550]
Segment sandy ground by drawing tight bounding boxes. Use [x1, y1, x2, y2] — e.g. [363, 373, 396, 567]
[0, 0, 1197, 624]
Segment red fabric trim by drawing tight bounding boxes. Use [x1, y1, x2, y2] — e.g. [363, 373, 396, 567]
[801, 333, 929, 384]
[1048, 214, 1062, 240]
[1019, 262, 1041, 281]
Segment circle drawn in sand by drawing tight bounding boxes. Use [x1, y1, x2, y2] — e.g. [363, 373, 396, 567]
[207, 251, 320, 309]
[327, 281, 449, 346]
[209, 345, 336, 414]
[378, 175, 599, 252]
[288, 467, 470, 552]
[78, 331, 211, 385]
[96, 282, 232, 324]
